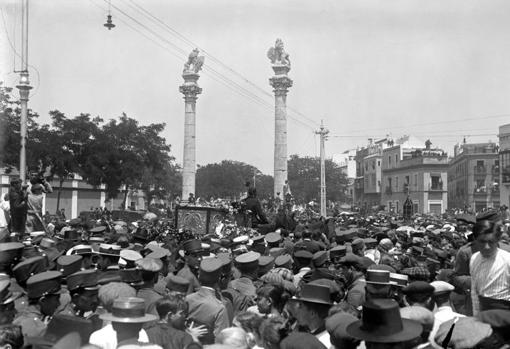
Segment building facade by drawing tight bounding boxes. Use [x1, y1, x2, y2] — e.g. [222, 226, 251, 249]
[500, 124, 510, 208]
[381, 144, 448, 215]
[334, 150, 356, 205]
[448, 142, 500, 211]
[354, 147, 369, 209]
[0, 169, 147, 219]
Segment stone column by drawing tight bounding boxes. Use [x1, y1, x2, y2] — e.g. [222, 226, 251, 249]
[268, 39, 293, 197]
[179, 52, 204, 202]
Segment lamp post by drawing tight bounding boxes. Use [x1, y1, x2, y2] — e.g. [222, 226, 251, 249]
[17, 0, 32, 182]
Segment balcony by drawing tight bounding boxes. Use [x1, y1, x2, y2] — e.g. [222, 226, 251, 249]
[474, 187, 487, 195]
[473, 166, 487, 176]
[428, 184, 445, 192]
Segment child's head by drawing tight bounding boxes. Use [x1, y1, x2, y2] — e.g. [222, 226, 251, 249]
[154, 294, 188, 330]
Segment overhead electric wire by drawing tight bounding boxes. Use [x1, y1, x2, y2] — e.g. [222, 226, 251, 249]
[330, 113, 510, 137]
[97, 0, 317, 131]
[0, 5, 40, 97]
[122, 0, 320, 128]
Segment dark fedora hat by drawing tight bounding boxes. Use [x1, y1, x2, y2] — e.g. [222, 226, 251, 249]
[346, 299, 422, 343]
[293, 283, 332, 305]
[99, 297, 157, 323]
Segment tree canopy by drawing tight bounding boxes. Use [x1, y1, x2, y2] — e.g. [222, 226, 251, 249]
[0, 83, 181, 207]
[287, 154, 349, 203]
[196, 160, 273, 200]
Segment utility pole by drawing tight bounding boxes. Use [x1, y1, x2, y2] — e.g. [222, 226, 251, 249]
[316, 120, 329, 217]
[17, 0, 32, 182]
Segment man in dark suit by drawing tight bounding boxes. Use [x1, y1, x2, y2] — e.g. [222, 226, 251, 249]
[243, 187, 268, 227]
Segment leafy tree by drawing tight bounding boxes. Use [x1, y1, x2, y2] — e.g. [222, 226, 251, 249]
[196, 160, 273, 200]
[287, 154, 348, 203]
[0, 82, 40, 173]
[81, 114, 180, 207]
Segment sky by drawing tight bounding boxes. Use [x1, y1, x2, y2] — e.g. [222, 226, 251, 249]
[2, 0, 510, 175]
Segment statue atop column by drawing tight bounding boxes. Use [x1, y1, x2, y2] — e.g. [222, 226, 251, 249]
[183, 48, 205, 74]
[267, 39, 291, 69]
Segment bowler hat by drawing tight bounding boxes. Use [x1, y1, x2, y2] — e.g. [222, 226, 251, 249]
[100, 297, 157, 323]
[347, 299, 422, 343]
[293, 283, 332, 305]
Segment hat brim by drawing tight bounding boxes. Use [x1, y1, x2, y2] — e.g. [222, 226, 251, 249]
[292, 296, 332, 305]
[365, 281, 394, 286]
[346, 318, 422, 343]
[1, 291, 22, 305]
[99, 312, 158, 323]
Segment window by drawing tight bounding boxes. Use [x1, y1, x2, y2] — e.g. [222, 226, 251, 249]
[503, 152, 510, 183]
[431, 175, 442, 190]
[395, 177, 399, 191]
[395, 154, 398, 163]
[475, 179, 485, 191]
[389, 156, 392, 165]
[378, 160, 380, 167]
[477, 160, 484, 167]
[372, 160, 375, 170]
[414, 174, 418, 187]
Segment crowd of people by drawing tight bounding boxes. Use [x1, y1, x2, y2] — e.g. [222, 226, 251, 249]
[1, 180, 510, 349]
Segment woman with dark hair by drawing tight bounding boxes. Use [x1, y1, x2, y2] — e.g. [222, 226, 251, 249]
[256, 284, 289, 317]
[259, 316, 289, 349]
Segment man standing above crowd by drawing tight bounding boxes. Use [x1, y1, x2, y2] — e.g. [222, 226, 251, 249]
[243, 187, 268, 227]
[470, 219, 510, 315]
[8, 178, 27, 235]
[26, 177, 52, 233]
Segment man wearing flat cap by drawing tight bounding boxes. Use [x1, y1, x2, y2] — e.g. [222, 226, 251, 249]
[13, 271, 63, 337]
[59, 269, 100, 318]
[186, 257, 229, 344]
[226, 251, 261, 315]
[429, 280, 464, 345]
[402, 281, 434, 309]
[338, 254, 366, 312]
[136, 257, 164, 314]
[176, 239, 202, 294]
